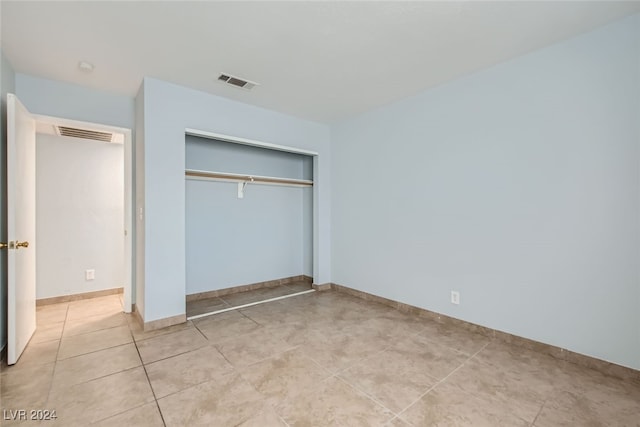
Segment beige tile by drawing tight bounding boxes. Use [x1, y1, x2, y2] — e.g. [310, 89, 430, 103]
[215, 327, 291, 367]
[300, 330, 390, 373]
[240, 347, 331, 407]
[534, 390, 608, 427]
[157, 373, 266, 427]
[277, 376, 393, 426]
[339, 335, 465, 412]
[235, 405, 288, 426]
[240, 300, 308, 326]
[13, 339, 59, 368]
[8, 288, 633, 427]
[92, 402, 164, 427]
[186, 296, 228, 317]
[63, 312, 128, 337]
[283, 281, 313, 293]
[445, 358, 545, 422]
[475, 340, 565, 394]
[47, 367, 154, 426]
[400, 383, 531, 427]
[420, 321, 490, 356]
[250, 285, 297, 299]
[535, 365, 640, 427]
[1, 362, 55, 409]
[343, 311, 427, 342]
[66, 295, 123, 321]
[263, 322, 327, 347]
[57, 325, 132, 360]
[218, 290, 265, 307]
[552, 360, 640, 399]
[193, 310, 261, 343]
[31, 321, 65, 344]
[146, 345, 234, 398]
[136, 328, 208, 364]
[52, 343, 141, 390]
[385, 417, 411, 426]
[36, 303, 68, 325]
[220, 285, 298, 307]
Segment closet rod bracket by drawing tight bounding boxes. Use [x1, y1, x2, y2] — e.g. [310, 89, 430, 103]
[237, 177, 254, 199]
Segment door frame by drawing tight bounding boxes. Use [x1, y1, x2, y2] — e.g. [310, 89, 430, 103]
[33, 114, 133, 312]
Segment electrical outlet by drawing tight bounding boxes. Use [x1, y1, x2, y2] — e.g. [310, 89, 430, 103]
[85, 269, 95, 281]
[451, 290, 460, 305]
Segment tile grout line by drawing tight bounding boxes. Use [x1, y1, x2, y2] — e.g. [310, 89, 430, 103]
[394, 340, 492, 424]
[219, 342, 302, 371]
[140, 344, 210, 367]
[330, 344, 395, 377]
[150, 370, 236, 401]
[302, 350, 336, 378]
[192, 321, 210, 341]
[278, 414, 292, 427]
[55, 335, 135, 362]
[192, 323, 238, 369]
[129, 322, 193, 344]
[90, 401, 152, 425]
[43, 303, 70, 407]
[60, 318, 129, 340]
[130, 327, 168, 427]
[530, 398, 547, 426]
[186, 296, 230, 318]
[236, 309, 262, 325]
[333, 373, 400, 423]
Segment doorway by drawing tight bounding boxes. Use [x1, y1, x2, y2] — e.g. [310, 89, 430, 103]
[33, 114, 133, 312]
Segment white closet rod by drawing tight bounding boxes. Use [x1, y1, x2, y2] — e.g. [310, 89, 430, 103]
[185, 169, 313, 187]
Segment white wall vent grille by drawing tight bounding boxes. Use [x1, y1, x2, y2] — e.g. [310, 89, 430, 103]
[56, 126, 114, 142]
[217, 73, 258, 90]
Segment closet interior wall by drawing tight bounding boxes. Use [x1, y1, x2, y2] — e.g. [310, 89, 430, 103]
[185, 135, 313, 296]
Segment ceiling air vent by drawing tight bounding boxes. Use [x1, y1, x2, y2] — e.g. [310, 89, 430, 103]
[56, 126, 114, 143]
[217, 73, 258, 90]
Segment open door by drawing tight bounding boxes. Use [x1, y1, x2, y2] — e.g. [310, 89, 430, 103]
[6, 93, 37, 365]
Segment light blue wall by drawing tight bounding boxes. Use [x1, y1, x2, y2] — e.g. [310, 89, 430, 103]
[15, 74, 134, 130]
[186, 181, 307, 293]
[0, 50, 15, 351]
[185, 136, 313, 294]
[36, 134, 124, 299]
[139, 78, 330, 322]
[331, 15, 640, 369]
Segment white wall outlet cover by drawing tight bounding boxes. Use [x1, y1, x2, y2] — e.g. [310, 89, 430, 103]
[451, 291, 460, 305]
[85, 269, 95, 280]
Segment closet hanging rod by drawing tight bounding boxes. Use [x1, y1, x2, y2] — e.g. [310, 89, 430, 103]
[185, 169, 313, 187]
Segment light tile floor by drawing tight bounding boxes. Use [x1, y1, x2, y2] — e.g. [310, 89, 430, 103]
[1, 291, 639, 426]
[186, 281, 313, 318]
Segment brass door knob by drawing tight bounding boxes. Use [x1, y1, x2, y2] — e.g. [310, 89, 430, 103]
[0, 243, 7, 250]
[15, 241, 29, 249]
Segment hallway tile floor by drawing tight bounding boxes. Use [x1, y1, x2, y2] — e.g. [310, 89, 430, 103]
[1, 290, 639, 426]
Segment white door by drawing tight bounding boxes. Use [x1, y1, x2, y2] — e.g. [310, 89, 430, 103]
[6, 93, 37, 365]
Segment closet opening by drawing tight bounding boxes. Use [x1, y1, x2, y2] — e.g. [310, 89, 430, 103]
[183, 130, 317, 320]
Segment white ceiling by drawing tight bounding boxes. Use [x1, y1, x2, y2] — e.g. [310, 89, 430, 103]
[2, 1, 640, 123]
